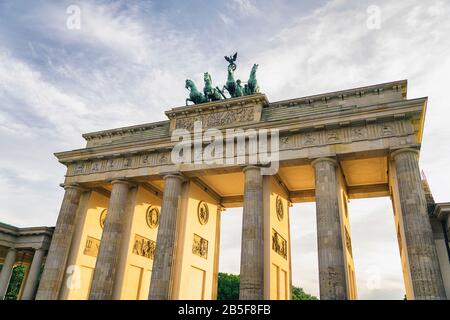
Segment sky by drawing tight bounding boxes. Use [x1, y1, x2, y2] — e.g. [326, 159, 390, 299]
[1, 0, 450, 300]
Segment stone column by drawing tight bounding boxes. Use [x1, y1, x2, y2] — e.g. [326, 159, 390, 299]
[21, 248, 46, 300]
[391, 148, 447, 299]
[89, 180, 134, 300]
[312, 158, 347, 300]
[36, 184, 84, 300]
[212, 206, 223, 300]
[149, 174, 185, 300]
[240, 166, 264, 300]
[0, 248, 17, 299]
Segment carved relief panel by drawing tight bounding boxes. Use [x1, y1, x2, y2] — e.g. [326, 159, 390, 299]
[175, 107, 255, 131]
[132, 234, 156, 260]
[272, 229, 287, 260]
[192, 234, 208, 259]
[84, 236, 100, 257]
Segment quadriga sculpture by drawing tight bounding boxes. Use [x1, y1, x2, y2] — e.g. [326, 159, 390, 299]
[184, 52, 260, 105]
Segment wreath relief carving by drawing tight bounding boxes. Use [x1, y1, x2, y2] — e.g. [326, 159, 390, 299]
[99, 209, 107, 229]
[276, 196, 284, 221]
[146, 206, 160, 229]
[197, 201, 209, 225]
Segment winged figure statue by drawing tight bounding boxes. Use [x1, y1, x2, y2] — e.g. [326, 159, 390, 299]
[224, 52, 238, 71]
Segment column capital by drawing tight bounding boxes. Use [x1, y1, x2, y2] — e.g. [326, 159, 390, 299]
[390, 148, 420, 160]
[60, 183, 86, 192]
[311, 157, 337, 168]
[162, 172, 186, 182]
[242, 165, 262, 173]
[110, 179, 136, 187]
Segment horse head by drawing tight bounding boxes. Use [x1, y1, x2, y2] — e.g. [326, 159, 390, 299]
[251, 63, 259, 74]
[204, 73, 214, 88]
[185, 79, 195, 90]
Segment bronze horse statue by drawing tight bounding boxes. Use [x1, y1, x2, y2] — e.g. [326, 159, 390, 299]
[203, 72, 223, 102]
[184, 52, 260, 104]
[185, 79, 206, 105]
[244, 63, 259, 95]
[223, 64, 242, 98]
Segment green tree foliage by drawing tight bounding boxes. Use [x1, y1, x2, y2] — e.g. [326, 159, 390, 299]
[217, 272, 317, 300]
[217, 272, 240, 300]
[4, 265, 27, 300]
[291, 286, 318, 300]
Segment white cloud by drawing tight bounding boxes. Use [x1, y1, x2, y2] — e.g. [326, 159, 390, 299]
[230, 0, 260, 17]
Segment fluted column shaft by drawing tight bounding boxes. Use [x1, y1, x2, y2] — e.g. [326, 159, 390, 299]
[392, 148, 446, 300]
[21, 248, 46, 300]
[149, 174, 184, 300]
[239, 166, 264, 300]
[312, 158, 347, 300]
[89, 180, 133, 300]
[0, 248, 17, 299]
[36, 184, 84, 300]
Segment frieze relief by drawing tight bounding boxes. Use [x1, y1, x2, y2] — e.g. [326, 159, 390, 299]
[280, 136, 290, 147]
[91, 160, 101, 172]
[75, 162, 85, 174]
[380, 124, 396, 136]
[175, 106, 255, 131]
[65, 121, 409, 177]
[350, 127, 368, 141]
[302, 132, 317, 146]
[272, 229, 287, 260]
[123, 157, 133, 168]
[192, 233, 208, 259]
[327, 130, 340, 143]
[84, 236, 100, 257]
[132, 234, 156, 259]
[278, 121, 406, 151]
[67, 151, 172, 176]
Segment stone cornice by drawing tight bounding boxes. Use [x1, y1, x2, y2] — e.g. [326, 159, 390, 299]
[165, 93, 268, 118]
[0, 224, 54, 238]
[269, 79, 407, 109]
[82, 120, 169, 141]
[54, 97, 426, 165]
[434, 202, 450, 221]
[77, 80, 407, 148]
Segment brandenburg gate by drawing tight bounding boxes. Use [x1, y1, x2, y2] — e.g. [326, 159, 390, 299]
[34, 78, 449, 300]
